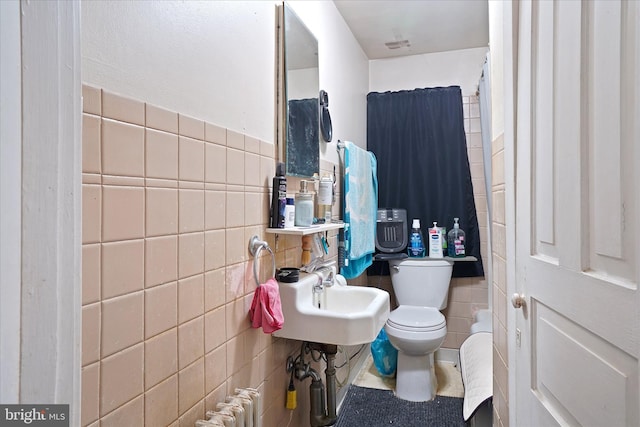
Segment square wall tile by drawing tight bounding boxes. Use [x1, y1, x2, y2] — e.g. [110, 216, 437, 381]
[145, 375, 178, 427]
[81, 363, 100, 426]
[205, 123, 226, 145]
[82, 244, 101, 305]
[146, 188, 178, 237]
[225, 335, 245, 376]
[225, 263, 245, 303]
[100, 396, 144, 427]
[260, 156, 275, 188]
[102, 90, 145, 126]
[178, 400, 204, 427]
[100, 343, 144, 416]
[204, 269, 226, 312]
[226, 149, 244, 185]
[204, 307, 226, 353]
[179, 189, 205, 233]
[225, 296, 249, 339]
[178, 316, 204, 370]
[145, 281, 177, 338]
[178, 358, 204, 415]
[244, 136, 260, 154]
[179, 137, 204, 182]
[244, 192, 262, 226]
[205, 143, 226, 184]
[101, 292, 144, 358]
[102, 186, 144, 242]
[146, 129, 178, 180]
[82, 85, 101, 115]
[178, 274, 204, 324]
[226, 130, 244, 150]
[102, 119, 144, 177]
[102, 239, 144, 299]
[178, 114, 205, 140]
[469, 118, 481, 133]
[226, 192, 244, 228]
[244, 153, 261, 187]
[82, 185, 101, 244]
[145, 328, 178, 389]
[147, 103, 178, 134]
[205, 344, 226, 393]
[145, 236, 178, 288]
[225, 228, 246, 265]
[178, 232, 204, 279]
[204, 230, 226, 272]
[244, 326, 269, 360]
[83, 114, 101, 174]
[205, 191, 225, 230]
[82, 303, 100, 366]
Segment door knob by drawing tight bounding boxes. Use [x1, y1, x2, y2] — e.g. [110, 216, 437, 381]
[511, 293, 526, 309]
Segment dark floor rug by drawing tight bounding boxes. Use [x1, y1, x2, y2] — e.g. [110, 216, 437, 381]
[335, 385, 467, 427]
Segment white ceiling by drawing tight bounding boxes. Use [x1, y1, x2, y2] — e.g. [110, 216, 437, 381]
[333, 0, 489, 60]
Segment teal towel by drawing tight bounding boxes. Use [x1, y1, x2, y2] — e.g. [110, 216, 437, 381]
[341, 141, 378, 279]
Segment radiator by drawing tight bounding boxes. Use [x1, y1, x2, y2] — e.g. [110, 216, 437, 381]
[195, 388, 261, 427]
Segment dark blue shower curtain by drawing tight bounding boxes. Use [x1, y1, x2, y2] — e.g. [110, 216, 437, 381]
[367, 86, 484, 278]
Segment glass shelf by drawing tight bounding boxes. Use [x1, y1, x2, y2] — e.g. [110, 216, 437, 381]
[265, 222, 345, 236]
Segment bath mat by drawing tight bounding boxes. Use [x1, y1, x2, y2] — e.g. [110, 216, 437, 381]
[336, 385, 466, 427]
[352, 355, 465, 398]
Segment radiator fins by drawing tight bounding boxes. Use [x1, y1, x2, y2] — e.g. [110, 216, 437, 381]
[195, 388, 261, 427]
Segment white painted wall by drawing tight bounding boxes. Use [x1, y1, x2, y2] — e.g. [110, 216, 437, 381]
[369, 47, 489, 96]
[82, 1, 369, 164]
[488, 0, 505, 139]
[82, 1, 276, 143]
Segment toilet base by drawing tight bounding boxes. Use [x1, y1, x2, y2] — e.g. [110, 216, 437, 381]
[395, 351, 438, 402]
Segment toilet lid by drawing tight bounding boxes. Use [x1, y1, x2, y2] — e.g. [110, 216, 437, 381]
[387, 306, 446, 332]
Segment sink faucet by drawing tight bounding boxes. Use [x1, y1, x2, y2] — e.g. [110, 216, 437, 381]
[312, 273, 324, 309]
[311, 264, 336, 309]
[316, 264, 336, 287]
[322, 268, 335, 288]
[312, 274, 324, 294]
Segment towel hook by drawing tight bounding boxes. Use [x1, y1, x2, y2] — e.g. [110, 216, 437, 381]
[249, 235, 276, 284]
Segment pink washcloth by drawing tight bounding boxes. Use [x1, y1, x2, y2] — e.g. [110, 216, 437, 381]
[249, 278, 284, 333]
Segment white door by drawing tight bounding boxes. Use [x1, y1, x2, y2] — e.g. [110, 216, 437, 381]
[514, 1, 639, 426]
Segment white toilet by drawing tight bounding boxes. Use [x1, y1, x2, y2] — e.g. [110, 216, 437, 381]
[384, 257, 453, 402]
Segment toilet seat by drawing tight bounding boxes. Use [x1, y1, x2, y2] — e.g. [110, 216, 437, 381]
[387, 306, 446, 332]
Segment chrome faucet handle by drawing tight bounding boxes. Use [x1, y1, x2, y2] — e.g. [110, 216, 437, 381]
[322, 270, 335, 287]
[312, 273, 324, 294]
[314, 265, 336, 287]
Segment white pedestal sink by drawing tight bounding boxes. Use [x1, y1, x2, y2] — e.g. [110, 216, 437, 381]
[273, 272, 390, 345]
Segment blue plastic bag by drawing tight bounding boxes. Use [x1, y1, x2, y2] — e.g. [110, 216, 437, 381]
[370, 328, 398, 377]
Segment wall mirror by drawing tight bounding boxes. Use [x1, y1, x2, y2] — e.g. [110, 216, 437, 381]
[282, 3, 319, 178]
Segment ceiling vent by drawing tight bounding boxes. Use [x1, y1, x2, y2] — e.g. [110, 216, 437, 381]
[384, 40, 411, 49]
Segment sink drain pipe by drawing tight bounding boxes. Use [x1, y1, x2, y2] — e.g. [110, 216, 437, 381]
[289, 342, 339, 426]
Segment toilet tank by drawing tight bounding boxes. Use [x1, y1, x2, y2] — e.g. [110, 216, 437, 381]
[388, 258, 453, 309]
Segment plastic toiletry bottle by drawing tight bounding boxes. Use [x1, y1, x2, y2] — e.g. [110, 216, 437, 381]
[407, 219, 426, 257]
[294, 181, 314, 227]
[270, 163, 286, 228]
[447, 217, 466, 257]
[317, 174, 333, 223]
[439, 226, 447, 254]
[284, 197, 295, 228]
[428, 221, 444, 258]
